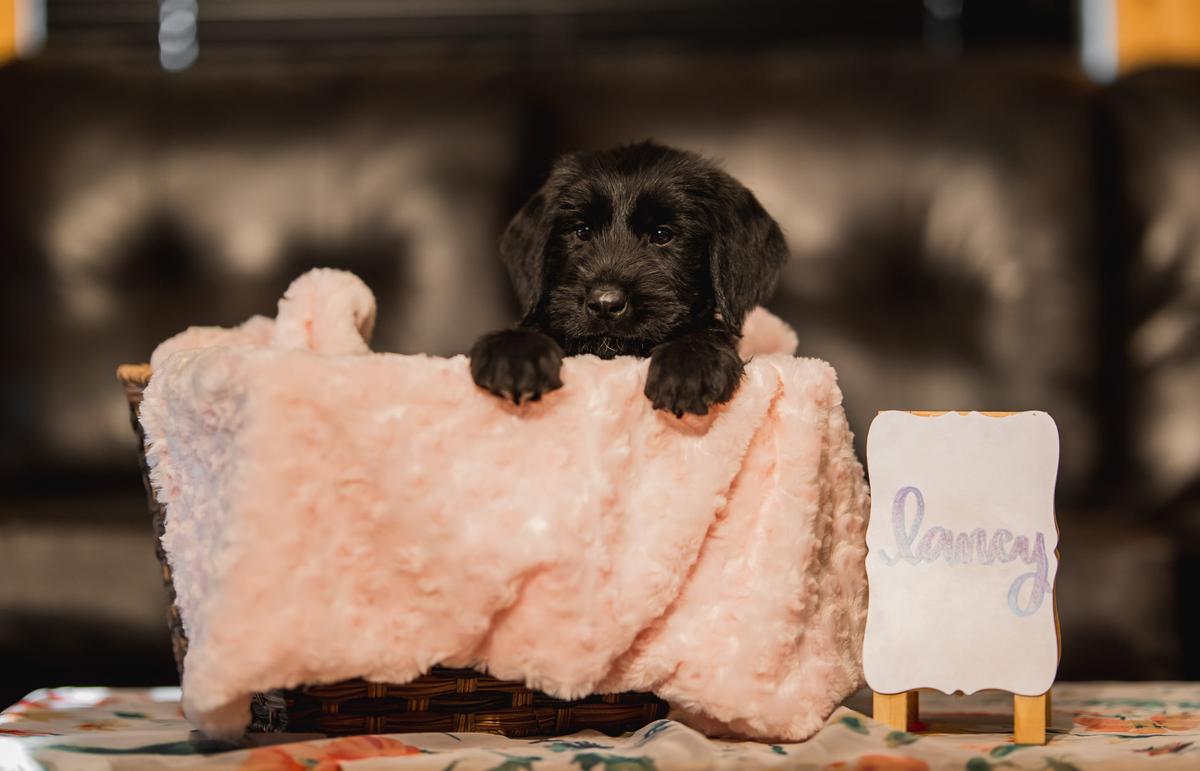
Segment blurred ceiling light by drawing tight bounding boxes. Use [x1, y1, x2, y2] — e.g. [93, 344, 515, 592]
[159, 0, 199, 71]
[1083, 0, 1200, 81]
[1081, 0, 1119, 81]
[923, 0, 963, 54]
[0, 0, 45, 65]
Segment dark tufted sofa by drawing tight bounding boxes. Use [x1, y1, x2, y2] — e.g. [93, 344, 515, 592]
[1, 52, 1196, 704]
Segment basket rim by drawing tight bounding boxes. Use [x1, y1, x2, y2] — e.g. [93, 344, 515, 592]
[117, 362, 152, 388]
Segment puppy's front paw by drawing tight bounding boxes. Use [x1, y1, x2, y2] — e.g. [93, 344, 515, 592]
[470, 328, 564, 404]
[644, 332, 744, 417]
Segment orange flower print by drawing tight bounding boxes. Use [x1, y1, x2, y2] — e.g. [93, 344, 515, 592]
[238, 746, 307, 771]
[0, 728, 55, 737]
[240, 735, 423, 771]
[824, 754, 930, 771]
[1152, 713, 1200, 731]
[1075, 714, 1164, 734]
[1075, 712, 1200, 735]
[74, 721, 123, 732]
[1135, 741, 1195, 757]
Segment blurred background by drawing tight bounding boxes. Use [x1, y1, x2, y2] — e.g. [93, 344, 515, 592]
[2, 0, 1199, 707]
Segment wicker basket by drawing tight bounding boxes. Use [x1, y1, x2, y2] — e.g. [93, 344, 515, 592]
[118, 363, 667, 737]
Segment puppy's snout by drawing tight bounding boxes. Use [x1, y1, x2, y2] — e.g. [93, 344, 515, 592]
[586, 284, 629, 319]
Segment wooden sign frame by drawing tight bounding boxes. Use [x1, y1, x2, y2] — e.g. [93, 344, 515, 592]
[866, 411, 1061, 745]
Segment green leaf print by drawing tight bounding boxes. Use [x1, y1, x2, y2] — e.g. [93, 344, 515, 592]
[989, 744, 1027, 758]
[839, 715, 871, 735]
[45, 738, 239, 756]
[884, 730, 919, 748]
[632, 720, 672, 746]
[573, 752, 659, 770]
[487, 753, 543, 771]
[536, 740, 614, 752]
[1082, 698, 1170, 710]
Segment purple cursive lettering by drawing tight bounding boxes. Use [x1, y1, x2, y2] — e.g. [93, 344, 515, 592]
[879, 486, 1051, 616]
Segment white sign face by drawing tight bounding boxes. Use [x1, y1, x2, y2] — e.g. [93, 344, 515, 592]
[863, 411, 1059, 697]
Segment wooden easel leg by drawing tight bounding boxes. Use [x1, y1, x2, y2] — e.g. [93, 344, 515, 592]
[873, 690, 919, 732]
[1013, 693, 1049, 745]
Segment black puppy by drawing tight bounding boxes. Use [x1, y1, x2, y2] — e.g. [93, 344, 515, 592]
[470, 141, 787, 416]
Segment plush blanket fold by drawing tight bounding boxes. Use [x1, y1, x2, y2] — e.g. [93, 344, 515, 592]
[140, 269, 869, 742]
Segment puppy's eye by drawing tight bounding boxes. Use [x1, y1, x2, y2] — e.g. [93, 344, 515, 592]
[650, 226, 673, 245]
[574, 224, 592, 241]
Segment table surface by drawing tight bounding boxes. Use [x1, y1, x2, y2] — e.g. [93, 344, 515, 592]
[1, 682, 1197, 770]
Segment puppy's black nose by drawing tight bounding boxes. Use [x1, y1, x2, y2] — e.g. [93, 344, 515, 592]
[586, 285, 629, 318]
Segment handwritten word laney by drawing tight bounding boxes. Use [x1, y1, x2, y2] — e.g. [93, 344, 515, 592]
[878, 486, 1051, 617]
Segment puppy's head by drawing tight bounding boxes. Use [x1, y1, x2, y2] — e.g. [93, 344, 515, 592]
[501, 141, 787, 357]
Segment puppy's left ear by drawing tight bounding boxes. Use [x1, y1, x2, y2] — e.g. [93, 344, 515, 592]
[707, 179, 788, 333]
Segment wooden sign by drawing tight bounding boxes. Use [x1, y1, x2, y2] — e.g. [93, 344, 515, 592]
[863, 411, 1060, 744]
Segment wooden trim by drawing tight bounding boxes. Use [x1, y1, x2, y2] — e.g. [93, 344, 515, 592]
[1117, 0, 1200, 72]
[873, 690, 919, 732]
[1014, 692, 1049, 745]
[0, 0, 16, 65]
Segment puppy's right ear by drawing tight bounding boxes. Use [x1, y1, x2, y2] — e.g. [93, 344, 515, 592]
[501, 155, 584, 323]
[499, 191, 549, 322]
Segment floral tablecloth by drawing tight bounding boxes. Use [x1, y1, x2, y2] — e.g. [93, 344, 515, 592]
[1, 683, 1197, 770]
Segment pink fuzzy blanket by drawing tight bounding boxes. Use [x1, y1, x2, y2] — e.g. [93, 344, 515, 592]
[140, 269, 869, 742]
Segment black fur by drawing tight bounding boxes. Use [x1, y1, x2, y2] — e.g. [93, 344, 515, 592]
[470, 141, 787, 415]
